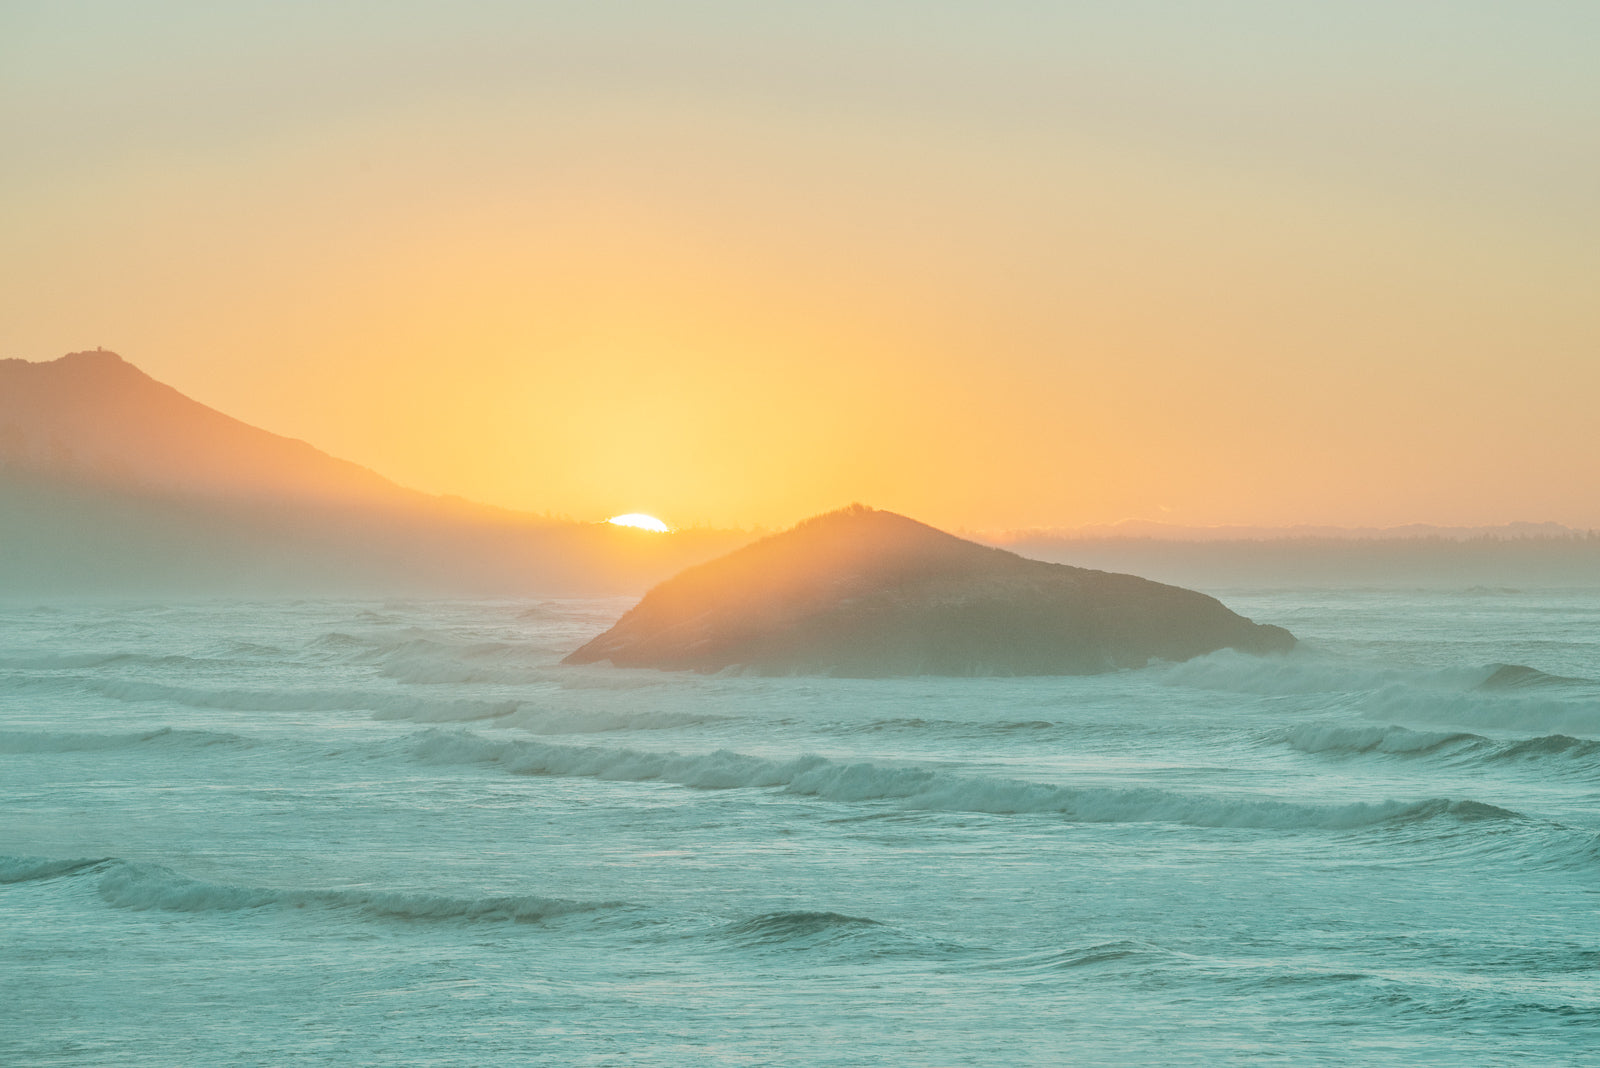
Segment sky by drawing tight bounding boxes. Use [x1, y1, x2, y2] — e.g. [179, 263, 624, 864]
[3, 1, 1597, 531]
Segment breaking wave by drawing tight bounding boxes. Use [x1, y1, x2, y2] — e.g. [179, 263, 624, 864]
[0, 855, 112, 884]
[838, 716, 1061, 737]
[720, 910, 886, 947]
[340, 634, 557, 685]
[1479, 664, 1593, 691]
[1274, 723, 1481, 757]
[1169, 651, 1593, 698]
[706, 909, 959, 959]
[304, 627, 602, 684]
[411, 730, 1522, 831]
[1273, 723, 1600, 769]
[974, 940, 1173, 973]
[1165, 651, 1600, 737]
[1360, 685, 1600, 737]
[1487, 734, 1600, 762]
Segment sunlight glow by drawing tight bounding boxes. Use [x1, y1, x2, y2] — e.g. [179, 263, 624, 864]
[607, 513, 671, 533]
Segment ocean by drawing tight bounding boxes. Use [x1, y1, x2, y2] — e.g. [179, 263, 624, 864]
[3, 588, 1598, 1066]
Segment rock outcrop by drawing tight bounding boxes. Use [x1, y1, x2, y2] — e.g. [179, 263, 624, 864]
[564, 505, 1295, 675]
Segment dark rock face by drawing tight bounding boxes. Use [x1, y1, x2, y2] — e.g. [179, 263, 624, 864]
[564, 506, 1295, 676]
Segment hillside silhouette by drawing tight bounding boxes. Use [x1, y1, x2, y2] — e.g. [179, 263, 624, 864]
[0, 351, 747, 595]
[0, 350, 428, 507]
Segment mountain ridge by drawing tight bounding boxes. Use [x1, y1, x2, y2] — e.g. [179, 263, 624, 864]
[0, 350, 750, 595]
[0, 350, 436, 510]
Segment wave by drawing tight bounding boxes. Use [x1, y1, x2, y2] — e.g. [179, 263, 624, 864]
[411, 730, 1521, 831]
[1166, 650, 1600, 737]
[369, 638, 556, 686]
[975, 940, 1172, 973]
[838, 716, 1061, 737]
[707, 909, 963, 959]
[92, 860, 624, 924]
[305, 631, 371, 656]
[1358, 811, 1600, 873]
[0, 855, 111, 884]
[1479, 663, 1593, 691]
[1169, 650, 1594, 698]
[719, 910, 885, 946]
[497, 706, 731, 735]
[1159, 648, 1463, 696]
[518, 601, 616, 623]
[1275, 724, 1484, 758]
[1486, 734, 1600, 762]
[0, 650, 211, 671]
[81, 678, 526, 723]
[0, 726, 250, 754]
[378, 698, 727, 734]
[303, 629, 570, 685]
[8, 674, 724, 735]
[1274, 723, 1600, 769]
[1361, 684, 1600, 738]
[0, 643, 287, 671]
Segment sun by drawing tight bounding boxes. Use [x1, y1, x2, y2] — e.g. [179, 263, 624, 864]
[607, 513, 671, 533]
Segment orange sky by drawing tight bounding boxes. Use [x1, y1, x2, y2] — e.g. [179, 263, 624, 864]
[4, 4, 1597, 531]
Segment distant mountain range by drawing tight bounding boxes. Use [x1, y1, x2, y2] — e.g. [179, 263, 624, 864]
[0, 351, 749, 596]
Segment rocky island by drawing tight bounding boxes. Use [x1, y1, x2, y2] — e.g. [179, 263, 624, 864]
[564, 505, 1295, 675]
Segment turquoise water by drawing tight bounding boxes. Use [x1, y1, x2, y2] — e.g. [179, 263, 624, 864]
[3, 590, 1598, 1066]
